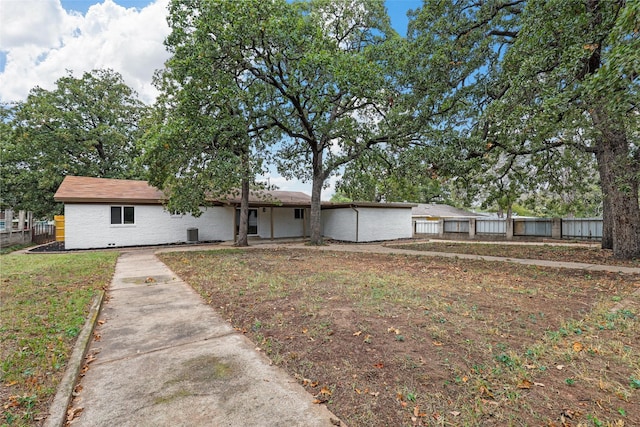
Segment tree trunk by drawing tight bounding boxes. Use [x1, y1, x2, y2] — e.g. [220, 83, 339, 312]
[235, 176, 250, 247]
[309, 150, 324, 245]
[596, 147, 614, 249]
[591, 109, 640, 259]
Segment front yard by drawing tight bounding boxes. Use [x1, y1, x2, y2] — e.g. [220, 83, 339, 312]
[161, 247, 639, 426]
[2, 243, 638, 426]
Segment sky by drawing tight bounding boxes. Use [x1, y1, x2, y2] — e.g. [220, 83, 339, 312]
[0, 0, 423, 198]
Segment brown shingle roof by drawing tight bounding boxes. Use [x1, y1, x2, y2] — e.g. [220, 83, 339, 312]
[54, 176, 312, 206]
[54, 176, 165, 204]
[222, 190, 311, 207]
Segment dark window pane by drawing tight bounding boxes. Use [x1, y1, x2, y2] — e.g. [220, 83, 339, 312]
[123, 207, 135, 224]
[248, 209, 257, 234]
[111, 207, 121, 224]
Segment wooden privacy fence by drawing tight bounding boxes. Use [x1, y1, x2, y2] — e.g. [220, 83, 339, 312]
[0, 209, 57, 247]
[32, 221, 56, 245]
[414, 217, 603, 241]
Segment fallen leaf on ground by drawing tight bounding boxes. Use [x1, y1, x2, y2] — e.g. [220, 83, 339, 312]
[66, 407, 83, 422]
[353, 330, 362, 336]
[373, 363, 384, 369]
[572, 342, 583, 352]
[479, 386, 494, 399]
[517, 379, 533, 389]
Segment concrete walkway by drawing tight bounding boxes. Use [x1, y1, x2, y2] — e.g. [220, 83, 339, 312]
[66, 249, 342, 427]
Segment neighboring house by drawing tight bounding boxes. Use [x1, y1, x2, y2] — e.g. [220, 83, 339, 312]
[54, 176, 415, 249]
[411, 203, 485, 221]
[411, 203, 485, 236]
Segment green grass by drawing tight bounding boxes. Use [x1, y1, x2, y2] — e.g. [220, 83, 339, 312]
[0, 252, 118, 426]
[0, 244, 34, 256]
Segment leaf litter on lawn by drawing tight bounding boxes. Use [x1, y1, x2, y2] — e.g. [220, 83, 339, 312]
[160, 248, 640, 427]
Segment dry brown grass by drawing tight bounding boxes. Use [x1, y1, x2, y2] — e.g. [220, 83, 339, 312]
[160, 247, 640, 427]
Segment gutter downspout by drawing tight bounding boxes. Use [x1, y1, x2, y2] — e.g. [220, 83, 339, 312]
[232, 205, 237, 243]
[350, 205, 359, 243]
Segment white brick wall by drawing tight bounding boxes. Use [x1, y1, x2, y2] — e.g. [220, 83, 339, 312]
[321, 208, 357, 242]
[322, 207, 413, 242]
[64, 204, 234, 249]
[63, 203, 413, 249]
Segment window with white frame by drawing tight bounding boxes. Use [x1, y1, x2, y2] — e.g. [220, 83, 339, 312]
[294, 208, 304, 219]
[111, 206, 135, 225]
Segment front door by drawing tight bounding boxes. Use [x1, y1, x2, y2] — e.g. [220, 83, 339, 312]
[236, 208, 258, 235]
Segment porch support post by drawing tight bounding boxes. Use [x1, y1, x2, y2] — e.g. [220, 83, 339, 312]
[270, 207, 274, 241]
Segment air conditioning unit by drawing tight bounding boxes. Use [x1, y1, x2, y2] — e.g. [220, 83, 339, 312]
[187, 228, 199, 243]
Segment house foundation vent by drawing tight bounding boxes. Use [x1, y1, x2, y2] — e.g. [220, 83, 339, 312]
[187, 228, 199, 243]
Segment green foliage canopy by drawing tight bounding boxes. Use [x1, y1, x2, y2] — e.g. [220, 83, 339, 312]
[1, 69, 146, 217]
[147, 0, 407, 245]
[407, 0, 639, 258]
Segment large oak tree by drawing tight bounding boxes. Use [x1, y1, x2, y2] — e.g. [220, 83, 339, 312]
[151, 0, 405, 245]
[1, 69, 146, 217]
[408, 0, 639, 259]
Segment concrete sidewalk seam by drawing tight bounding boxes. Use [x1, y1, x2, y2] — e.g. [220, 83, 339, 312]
[86, 330, 241, 367]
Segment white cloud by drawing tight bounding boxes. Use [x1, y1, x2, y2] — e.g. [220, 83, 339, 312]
[0, 0, 170, 104]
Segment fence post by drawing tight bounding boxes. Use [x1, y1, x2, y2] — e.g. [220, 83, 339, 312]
[552, 218, 562, 239]
[438, 219, 444, 238]
[6, 210, 13, 237]
[469, 218, 476, 239]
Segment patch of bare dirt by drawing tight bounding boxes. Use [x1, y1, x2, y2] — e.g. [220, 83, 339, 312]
[160, 248, 640, 427]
